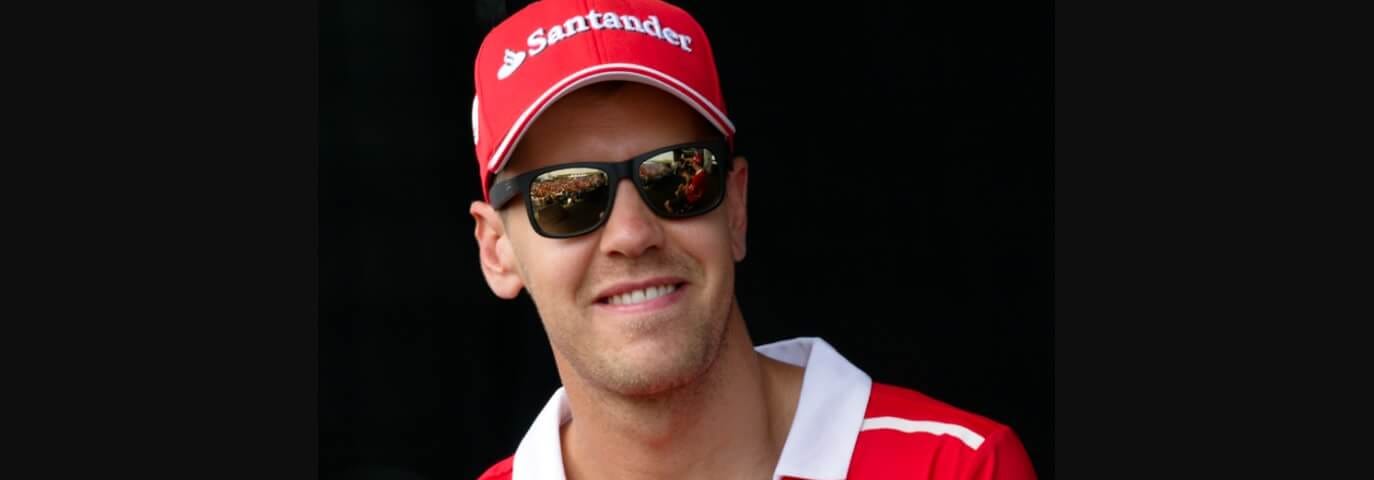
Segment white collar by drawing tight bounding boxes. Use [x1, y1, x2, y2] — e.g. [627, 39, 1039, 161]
[511, 337, 873, 480]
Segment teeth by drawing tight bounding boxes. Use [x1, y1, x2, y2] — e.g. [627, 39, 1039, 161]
[609, 283, 677, 305]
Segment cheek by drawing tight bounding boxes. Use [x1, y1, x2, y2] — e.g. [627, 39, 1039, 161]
[667, 217, 736, 274]
[513, 236, 595, 303]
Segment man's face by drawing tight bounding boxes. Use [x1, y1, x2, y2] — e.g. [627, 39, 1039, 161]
[473, 82, 748, 397]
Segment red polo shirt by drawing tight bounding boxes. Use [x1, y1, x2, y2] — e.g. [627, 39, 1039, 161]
[477, 338, 1037, 479]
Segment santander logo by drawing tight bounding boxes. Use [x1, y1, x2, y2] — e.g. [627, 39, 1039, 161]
[496, 9, 694, 81]
[496, 50, 526, 80]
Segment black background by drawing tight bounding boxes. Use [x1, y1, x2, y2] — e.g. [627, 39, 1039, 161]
[321, 1, 1051, 479]
[10, 1, 1369, 479]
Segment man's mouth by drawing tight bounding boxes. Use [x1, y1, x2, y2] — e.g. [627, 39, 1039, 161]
[604, 283, 678, 305]
[595, 279, 687, 306]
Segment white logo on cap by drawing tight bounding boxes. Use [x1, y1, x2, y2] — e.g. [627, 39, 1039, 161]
[497, 49, 526, 80]
[496, 10, 693, 81]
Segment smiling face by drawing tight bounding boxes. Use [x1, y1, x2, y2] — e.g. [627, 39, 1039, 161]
[471, 81, 749, 397]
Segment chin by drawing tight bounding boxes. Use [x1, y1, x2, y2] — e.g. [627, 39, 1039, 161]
[611, 354, 708, 396]
[587, 324, 726, 397]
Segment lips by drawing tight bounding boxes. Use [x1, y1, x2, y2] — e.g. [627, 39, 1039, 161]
[606, 283, 678, 305]
[595, 277, 686, 306]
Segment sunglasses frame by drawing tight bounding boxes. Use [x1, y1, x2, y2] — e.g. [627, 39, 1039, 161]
[488, 139, 733, 239]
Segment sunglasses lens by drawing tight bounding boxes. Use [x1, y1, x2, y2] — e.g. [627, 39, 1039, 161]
[529, 167, 611, 236]
[637, 145, 725, 217]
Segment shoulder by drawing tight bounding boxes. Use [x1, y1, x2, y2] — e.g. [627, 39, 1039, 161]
[474, 455, 514, 480]
[848, 383, 1037, 480]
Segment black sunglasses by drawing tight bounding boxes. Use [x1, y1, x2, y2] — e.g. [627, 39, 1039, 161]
[489, 139, 732, 238]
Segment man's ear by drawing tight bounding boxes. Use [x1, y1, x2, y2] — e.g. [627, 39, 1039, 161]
[726, 155, 749, 262]
[471, 201, 525, 299]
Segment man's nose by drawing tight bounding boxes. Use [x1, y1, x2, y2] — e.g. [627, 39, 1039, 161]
[598, 180, 665, 258]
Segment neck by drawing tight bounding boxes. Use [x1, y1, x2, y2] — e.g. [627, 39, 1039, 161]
[558, 301, 804, 480]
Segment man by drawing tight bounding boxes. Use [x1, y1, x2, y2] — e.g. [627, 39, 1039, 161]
[469, 1, 1037, 478]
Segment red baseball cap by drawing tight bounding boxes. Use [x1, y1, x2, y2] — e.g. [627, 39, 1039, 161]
[471, 0, 736, 202]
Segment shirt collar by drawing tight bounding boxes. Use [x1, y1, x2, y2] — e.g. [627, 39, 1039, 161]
[511, 387, 570, 480]
[511, 337, 872, 480]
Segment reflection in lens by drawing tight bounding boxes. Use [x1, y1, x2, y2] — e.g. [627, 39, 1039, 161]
[530, 168, 609, 235]
[638, 146, 723, 216]
[638, 152, 674, 183]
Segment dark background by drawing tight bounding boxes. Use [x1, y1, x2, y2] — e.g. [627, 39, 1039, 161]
[321, 1, 1052, 479]
[14, 1, 1368, 479]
